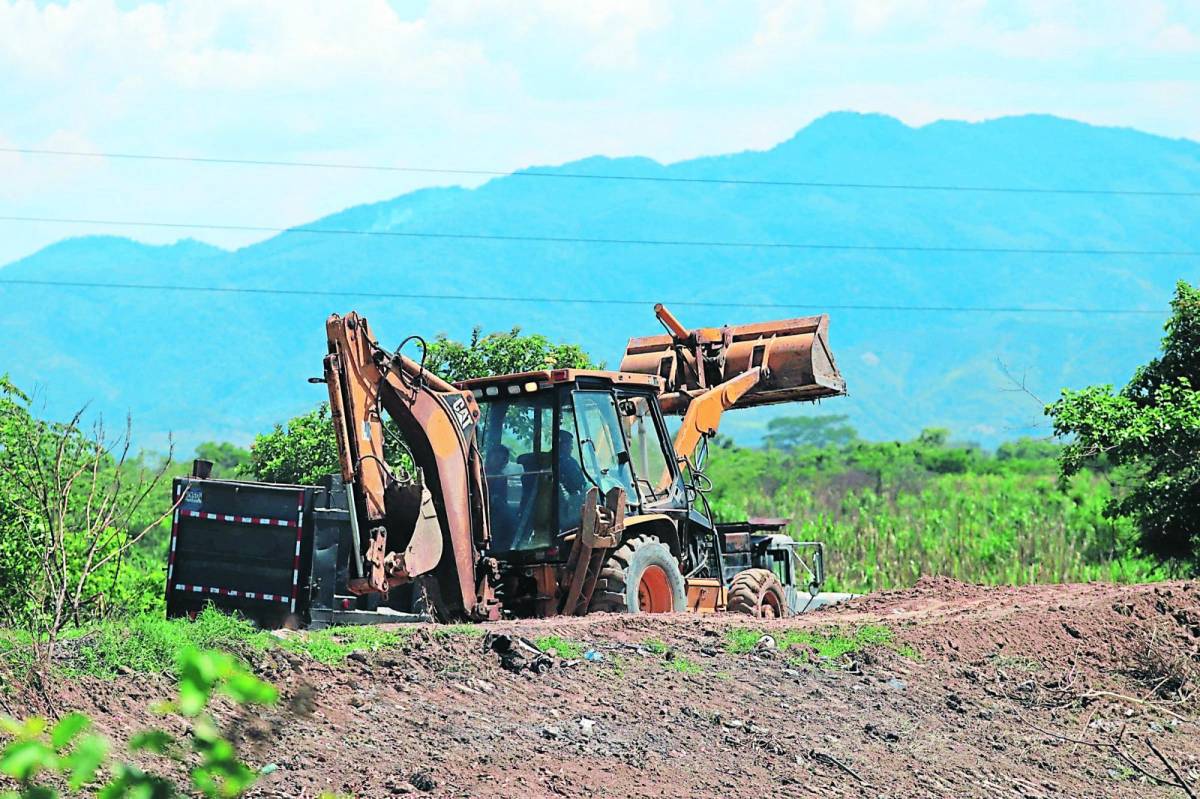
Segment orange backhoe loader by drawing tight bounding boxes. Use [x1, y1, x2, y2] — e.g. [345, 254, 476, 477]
[165, 305, 846, 626]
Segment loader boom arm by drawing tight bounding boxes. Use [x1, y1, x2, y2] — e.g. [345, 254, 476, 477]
[323, 312, 496, 620]
[621, 304, 847, 462]
[671, 366, 762, 463]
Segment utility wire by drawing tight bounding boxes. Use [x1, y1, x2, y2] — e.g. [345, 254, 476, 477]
[0, 215, 1195, 256]
[3, 145, 1197, 198]
[0, 278, 1164, 315]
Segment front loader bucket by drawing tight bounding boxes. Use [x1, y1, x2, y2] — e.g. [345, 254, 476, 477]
[620, 311, 846, 412]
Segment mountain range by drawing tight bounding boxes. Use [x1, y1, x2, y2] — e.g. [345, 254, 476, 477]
[2, 112, 1199, 454]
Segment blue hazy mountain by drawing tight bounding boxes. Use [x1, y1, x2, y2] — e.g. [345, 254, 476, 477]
[2, 112, 1199, 453]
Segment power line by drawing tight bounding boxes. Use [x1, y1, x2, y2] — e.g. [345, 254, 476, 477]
[4, 145, 1197, 198]
[1, 215, 1195, 257]
[0, 277, 1164, 315]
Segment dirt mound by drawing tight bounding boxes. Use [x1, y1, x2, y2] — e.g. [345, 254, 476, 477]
[13, 581, 1200, 798]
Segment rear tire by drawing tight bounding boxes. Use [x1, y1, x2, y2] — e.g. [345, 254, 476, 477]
[589, 534, 686, 614]
[728, 568, 789, 618]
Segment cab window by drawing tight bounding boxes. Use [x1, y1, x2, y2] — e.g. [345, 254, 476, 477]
[618, 393, 679, 503]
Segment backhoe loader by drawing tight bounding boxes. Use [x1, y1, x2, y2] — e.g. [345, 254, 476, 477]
[165, 305, 847, 626]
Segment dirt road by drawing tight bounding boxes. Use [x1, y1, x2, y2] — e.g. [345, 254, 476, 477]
[27, 579, 1200, 798]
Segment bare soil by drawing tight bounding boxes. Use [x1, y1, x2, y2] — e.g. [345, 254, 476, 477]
[12, 579, 1200, 798]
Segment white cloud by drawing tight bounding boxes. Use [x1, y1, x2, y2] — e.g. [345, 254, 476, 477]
[0, 0, 1196, 265]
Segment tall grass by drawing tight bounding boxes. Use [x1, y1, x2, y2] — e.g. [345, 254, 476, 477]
[706, 439, 1164, 593]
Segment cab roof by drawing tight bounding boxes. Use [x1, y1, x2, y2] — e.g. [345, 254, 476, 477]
[455, 368, 662, 392]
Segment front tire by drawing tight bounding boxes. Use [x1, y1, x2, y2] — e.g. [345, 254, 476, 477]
[728, 568, 789, 618]
[589, 534, 686, 614]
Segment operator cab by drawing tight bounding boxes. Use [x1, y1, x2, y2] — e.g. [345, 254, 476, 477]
[460, 369, 685, 562]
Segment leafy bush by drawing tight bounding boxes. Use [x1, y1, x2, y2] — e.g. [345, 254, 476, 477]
[0, 647, 276, 798]
[0, 376, 175, 649]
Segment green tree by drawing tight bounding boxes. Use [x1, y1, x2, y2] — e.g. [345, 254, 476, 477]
[763, 414, 858, 450]
[1048, 280, 1200, 567]
[242, 329, 597, 484]
[996, 437, 1061, 462]
[194, 442, 250, 478]
[424, 325, 597, 381]
[239, 403, 340, 486]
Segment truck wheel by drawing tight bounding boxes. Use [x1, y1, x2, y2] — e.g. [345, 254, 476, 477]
[590, 535, 686, 614]
[728, 568, 789, 618]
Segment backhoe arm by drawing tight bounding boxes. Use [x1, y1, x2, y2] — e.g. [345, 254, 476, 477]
[323, 312, 497, 620]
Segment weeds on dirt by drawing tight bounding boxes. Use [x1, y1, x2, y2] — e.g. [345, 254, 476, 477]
[61, 606, 271, 678]
[45, 607, 420, 676]
[1125, 627, 1200, 712]
[641, 638, 668, 655]
[432, 624, 488, 639]
[534, 636, 585, 660]
[0, 629, 36, 679]
[725, 624, 912, 667]
[281, 626, 413, 665]
[669, 656, 703, 675]
[990, 653, 1044, 673]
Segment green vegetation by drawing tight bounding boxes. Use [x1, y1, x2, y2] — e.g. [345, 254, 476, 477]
[0, 647, 276, 798]
[432, 623, 488, 639]
[279, 625, 411, 665]
[725, 624, 901, 662]
[641, 638, 669, 655]
[61, 607, 270, 678]
[423, 325, 598, 383]
[534, 635, 585, 659]
[668, 656, 702, 675]
[193, 441, 250, 478]
[1050, 280, 1200, 568]
[706, 426, 1165, 592]
[238, 402, 341, 487]
[764, 414, 858, 450]
[0, 608, 413, 678]
[0, 375, 181, 651]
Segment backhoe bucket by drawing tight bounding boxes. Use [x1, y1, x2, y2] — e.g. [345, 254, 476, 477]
[620, 310, 846, 413]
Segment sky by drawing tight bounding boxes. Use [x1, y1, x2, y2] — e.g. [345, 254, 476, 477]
[1, 0, 1198, 266]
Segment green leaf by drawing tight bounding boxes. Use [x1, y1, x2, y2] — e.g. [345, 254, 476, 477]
[20, 718, 47, 739]
[0, 739, 55, 780]
[128, 730, 175, 755]
[219, 673, 277, 707]
[97, 763, 178, 799]
[50, 713, 89, 751]
[176, 648, 230, 717]
[65, 734, 107, 791]
[176, 681, 207, 718]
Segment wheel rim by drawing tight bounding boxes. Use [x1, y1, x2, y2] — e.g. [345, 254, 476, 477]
[637, 565, 673, 613]
[760, 591, 782, 619]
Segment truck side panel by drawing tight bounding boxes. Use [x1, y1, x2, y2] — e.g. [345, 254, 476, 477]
[166, 477, 315, 627]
